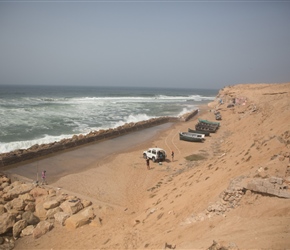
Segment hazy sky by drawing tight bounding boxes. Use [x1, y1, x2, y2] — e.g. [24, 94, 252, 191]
[0, 1, 289, 89]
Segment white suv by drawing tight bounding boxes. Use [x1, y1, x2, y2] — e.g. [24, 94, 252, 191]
[143, 148, 166, 162]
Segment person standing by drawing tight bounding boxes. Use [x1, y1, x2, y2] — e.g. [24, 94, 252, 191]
[146, 158, 150, 170]
[41, 170, 46, 185]
[171, 151, 174, 162]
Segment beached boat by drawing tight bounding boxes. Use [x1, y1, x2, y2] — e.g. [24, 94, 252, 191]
[198, 118, 220, 127]
[179, 132, 205, 142]
[188, 128, 210, 136]
[195, 123, 218, 133]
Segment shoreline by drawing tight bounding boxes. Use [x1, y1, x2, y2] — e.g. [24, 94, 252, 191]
[2, 122, 174, 183]
[0, 110, 199, 168]
[1, 106, 207, 183]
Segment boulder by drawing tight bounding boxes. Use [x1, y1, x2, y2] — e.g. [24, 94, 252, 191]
[1, 182, 10, 189]
[5, 197, 26, 211]
[46, 207, 62, 219]
[0, 175, 10, 185]
[34, 201, 49, 220]
[32, 221, 53, 239]
[54, 211, 70, 226]
[19, 193, 35, 202]
[0, 196, 5, 205]
[30, 187, 48, 198]
[0, 204, 6, 215]
[24, 202, 35, 212]
[60, 199, 83, 215]
[43, 200, 60, 210]
[21, 225, 34, 237]
[5, 183, 35, 200]
[65, 206, 95, 230]
[13, 219, 27, 238]
[0, 213, 16, 234]
[22, 211, 40, 225]
[81, 199, 92, 208]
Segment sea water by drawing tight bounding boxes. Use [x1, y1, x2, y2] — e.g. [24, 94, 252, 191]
[0, 85, 217, 153]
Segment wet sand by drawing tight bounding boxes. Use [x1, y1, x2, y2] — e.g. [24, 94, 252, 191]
[2, 123, 173, 183]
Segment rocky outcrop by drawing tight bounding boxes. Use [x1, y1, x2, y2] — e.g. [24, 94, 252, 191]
[0, 173, 97, 250]
[0, 111, 198, 168]
[181, 174, 290, 226]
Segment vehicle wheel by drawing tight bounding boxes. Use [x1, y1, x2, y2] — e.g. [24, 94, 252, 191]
[143, 153, 147, 159]
[152, 157, 156, 162]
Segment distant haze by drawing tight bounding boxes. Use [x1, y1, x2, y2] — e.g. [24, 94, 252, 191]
[0, 1, 289, 89]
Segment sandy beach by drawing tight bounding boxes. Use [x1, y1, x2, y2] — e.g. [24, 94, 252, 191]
[2, 122, 174, 183]
[5, 83, 290, 249]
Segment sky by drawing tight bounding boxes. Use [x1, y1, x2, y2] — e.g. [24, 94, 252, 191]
[0, 0, 289, 89]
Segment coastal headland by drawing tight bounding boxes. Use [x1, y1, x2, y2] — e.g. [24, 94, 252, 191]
[1, 83, 290, 249]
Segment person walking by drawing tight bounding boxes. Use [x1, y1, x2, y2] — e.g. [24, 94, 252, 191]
[41, 170, 46, 185]
[171, 151, 174, 162]
[146, 158, 150, 170]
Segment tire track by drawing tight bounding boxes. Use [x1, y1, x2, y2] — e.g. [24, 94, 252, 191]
[164, 128, 181, 156]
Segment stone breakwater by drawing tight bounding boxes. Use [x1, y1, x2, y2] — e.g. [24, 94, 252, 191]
[0, 110, 199, 167]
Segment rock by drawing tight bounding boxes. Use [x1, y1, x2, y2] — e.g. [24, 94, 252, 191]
[13, 220, 27, 238]
[46, 207, 62, 219]
[60, 199, 83, 215]
[48, 189, 56, 196]
[5, 183, 35, 200]
[0, 175, 10, 185]
[34, 201, 49, 220]
[19, 193, 35, 203]
[81, 199, 92, 208]
[21, 225, 34, 237]
[269, 176, 283, 185]
[24, 202, 35, 212]
[32, 221, 53, 239]
[5, 197, 26, 211]
[89, 217, 102, 227]
[208, 239, 240, 250]
[22, 211, 40, 225]
[0, 205, 6, 215]
[43, 200, 60, 210]
[65, 206, 95, 230]
[1, 182, 10, 189]
[54, 212, 70, 226]
[30, 187, 48, 198]
[0, 213, 16, 234]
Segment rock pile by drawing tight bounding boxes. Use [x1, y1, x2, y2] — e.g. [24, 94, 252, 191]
[0, 173, 97, 250]
[181, 174, 290, 226]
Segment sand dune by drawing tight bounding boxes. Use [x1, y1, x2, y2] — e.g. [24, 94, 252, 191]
[14, 83, 290, 249]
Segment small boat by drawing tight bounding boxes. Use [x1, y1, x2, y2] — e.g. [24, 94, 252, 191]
[198, 118, 220, 127]
[195, 124, 217, 133]
[179, 132, 205, 142]
[188, 128, 210, 136]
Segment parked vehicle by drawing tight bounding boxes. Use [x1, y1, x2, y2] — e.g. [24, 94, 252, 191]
[143, 148, 166, 162]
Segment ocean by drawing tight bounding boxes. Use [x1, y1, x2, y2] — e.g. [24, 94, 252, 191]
[0, 85, 218, 154]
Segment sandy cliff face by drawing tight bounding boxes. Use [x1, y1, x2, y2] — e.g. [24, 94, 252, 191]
[13, 83, 290, 250]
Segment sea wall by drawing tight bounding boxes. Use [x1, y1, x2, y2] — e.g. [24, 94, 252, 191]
[0, 110, 199, 167]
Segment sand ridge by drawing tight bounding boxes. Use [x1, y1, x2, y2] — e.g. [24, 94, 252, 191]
[14, 83, 290, 249]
